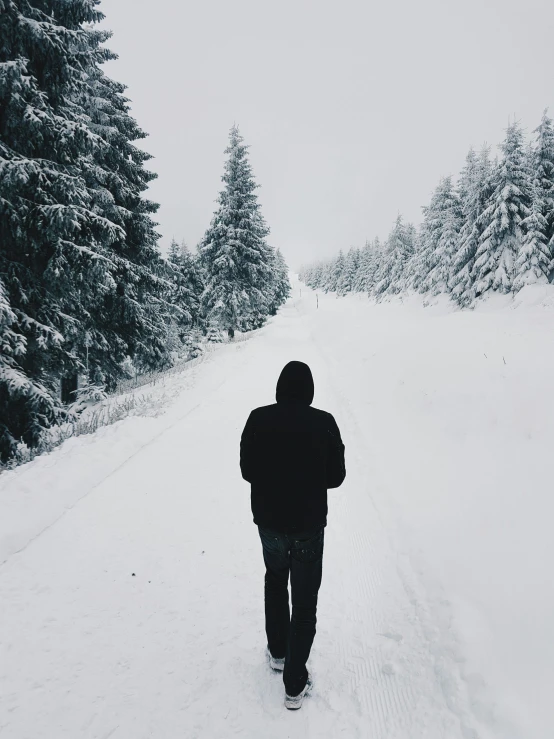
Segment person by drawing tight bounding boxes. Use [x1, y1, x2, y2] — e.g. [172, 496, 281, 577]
[240, 360, 346, 710]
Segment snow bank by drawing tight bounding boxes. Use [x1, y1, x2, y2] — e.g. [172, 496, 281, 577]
[0, 338, 256, 565]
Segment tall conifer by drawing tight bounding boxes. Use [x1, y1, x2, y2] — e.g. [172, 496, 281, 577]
[473, 122, 531, 295]
[0, 0, 170, 459]
[514, 111, 554, 288]
[375, 216, 415, 296]
[450, 146, 494, 305]
[198, 126, 274, 337]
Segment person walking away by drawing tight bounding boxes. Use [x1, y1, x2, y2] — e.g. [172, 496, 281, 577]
[240, 360, 346, 709]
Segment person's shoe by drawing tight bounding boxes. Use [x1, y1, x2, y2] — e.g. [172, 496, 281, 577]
[284, 673, 313, 710]
[266, 646, 285, 671]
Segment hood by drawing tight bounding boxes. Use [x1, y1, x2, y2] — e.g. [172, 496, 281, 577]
[275, 361, 314, 405]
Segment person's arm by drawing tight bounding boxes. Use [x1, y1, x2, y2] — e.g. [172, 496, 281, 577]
[240, 410, 257, 483]
[326, 413, 346, 488]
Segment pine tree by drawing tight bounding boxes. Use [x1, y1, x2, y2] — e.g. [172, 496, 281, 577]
[0, 1, 172, 459]
[0, 278, 63, 461]
[336, 247, 359, 295]
[368, 237, 383, 295]
[537, 113, 554, 254]
[198, 126, 273, 338]
[320, 260, 336, 292]
[514, 188, 550, 289]
[375, 216, 415, 296]
[409, 187, 442, 293]
[421, 177, 462, 295]
[0, 0, 112, 455]
[77, 47, 173, 380]
[248, 223, 277, 329]
[167, 239, 194, 346]
[352, 240, 377, 293]
[181, 242, 205, 328]
[450, 146, 494, 305]
[409, 177, 460, 294]
[168, 238, 181, 265]
[326, 251, 345, 292]
[514, 111, 554, 289]
[168, 239, 204, 329]
[473, 122, 531, 296]
[267, 248, 291, 314]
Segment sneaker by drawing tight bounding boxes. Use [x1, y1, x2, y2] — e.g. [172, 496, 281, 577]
[284, 673, 313, 710]
[266, 646, 285, 671]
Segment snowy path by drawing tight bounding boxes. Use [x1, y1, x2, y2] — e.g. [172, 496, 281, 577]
[2, 278, 551, 738]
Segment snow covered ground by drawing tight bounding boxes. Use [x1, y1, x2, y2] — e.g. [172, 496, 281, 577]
[1, 276, 552, 739]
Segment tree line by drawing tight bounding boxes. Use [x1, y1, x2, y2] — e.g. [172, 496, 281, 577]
[0, 1, 289, 463]
[300, 115, 554, 304]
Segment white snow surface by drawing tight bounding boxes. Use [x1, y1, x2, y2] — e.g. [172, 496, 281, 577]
[1, 276, 553, 739]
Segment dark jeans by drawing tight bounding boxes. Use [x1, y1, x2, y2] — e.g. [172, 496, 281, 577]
[258, 525, 325, 696]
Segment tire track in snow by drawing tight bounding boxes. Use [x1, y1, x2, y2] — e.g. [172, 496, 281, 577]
[292, 298, 420, 738]
[307, 300, 486, 739]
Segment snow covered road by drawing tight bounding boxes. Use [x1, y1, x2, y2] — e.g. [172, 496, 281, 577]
[2, 277, 552, 739]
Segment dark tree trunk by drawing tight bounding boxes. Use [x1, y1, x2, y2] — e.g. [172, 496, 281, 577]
[61, 373, 78, 405]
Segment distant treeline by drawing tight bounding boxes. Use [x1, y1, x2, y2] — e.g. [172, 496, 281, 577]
[300, 115, 554, 303]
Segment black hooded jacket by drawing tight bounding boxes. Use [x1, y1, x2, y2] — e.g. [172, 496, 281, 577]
[240, 361, 346, 533]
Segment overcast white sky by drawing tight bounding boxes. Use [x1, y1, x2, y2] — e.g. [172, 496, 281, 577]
[99, 0, 554, 271]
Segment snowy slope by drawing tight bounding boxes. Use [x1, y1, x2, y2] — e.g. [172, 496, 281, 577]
[1, 277, 552, 738]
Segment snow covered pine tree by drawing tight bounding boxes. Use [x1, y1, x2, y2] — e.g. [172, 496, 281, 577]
[198, 126, 289, 339]
[0, 0, 171, 461]
[473, 122, 532, 296]
[514, 111, 554, 289]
